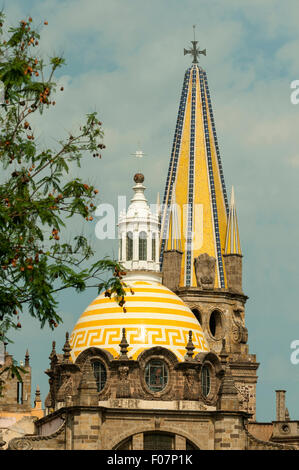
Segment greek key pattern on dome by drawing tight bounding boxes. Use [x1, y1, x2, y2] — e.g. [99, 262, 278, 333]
[70, 325, 209, 361]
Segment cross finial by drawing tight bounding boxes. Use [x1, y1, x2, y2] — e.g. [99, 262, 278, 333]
[184, 26, 206, 64]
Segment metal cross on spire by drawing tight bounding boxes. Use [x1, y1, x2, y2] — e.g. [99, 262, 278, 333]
[184, 25, 206, 64]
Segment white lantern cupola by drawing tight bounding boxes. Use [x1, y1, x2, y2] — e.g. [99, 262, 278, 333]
[118, 173, 161, 282]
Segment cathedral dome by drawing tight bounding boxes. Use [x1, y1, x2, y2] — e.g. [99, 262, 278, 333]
[69, 280, 209, 362]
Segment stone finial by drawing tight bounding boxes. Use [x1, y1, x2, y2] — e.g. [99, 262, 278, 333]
[49, 341, 56, 361]
[34, 385, 42, 409]
[63, 332, 71, 363]
[25, 349, 30, 367]
[184, 330, 195, 361]
[285, 408, 290, 421]
[119, 328, 129, 359]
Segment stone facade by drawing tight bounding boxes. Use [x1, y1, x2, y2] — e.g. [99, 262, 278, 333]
[3, 335, 299, 450]
[176, 286, 258, 421]
[0, 350, 44, 449]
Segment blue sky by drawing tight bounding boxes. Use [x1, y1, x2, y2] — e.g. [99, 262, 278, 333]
[2, 0, 299, 422]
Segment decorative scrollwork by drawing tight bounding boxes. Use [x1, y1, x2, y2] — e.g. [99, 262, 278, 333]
[8, 438, 33, 450]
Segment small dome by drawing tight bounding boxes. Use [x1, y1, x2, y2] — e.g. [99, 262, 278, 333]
[70, 280, 209, 362]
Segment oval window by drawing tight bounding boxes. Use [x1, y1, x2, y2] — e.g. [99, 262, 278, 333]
[145, 359, 168, 392]
[209, 310, 223, 339]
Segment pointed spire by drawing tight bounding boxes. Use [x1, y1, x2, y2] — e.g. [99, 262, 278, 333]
[79, 359, 97, 391]
[78, 359, 98, 406]
[63, 332, 71, 363]
[219, 363, 238, 396]
[166, 192, 182, 251]
[160, 62, 229, 287]
[225, 186, 242, 255]
[119, 328, 129, 359]
[185, 330, 195, 361]
[25, 349, 30, 367]
[217, 363, 239, 411]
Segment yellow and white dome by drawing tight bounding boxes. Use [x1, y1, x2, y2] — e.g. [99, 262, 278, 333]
[70, 280, 209, 362]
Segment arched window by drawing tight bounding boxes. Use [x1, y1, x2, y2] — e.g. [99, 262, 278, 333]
[145, 359, 168, 392]
[139, 231, 147, 260]
[126, 232, 133, 261]
[152, 233, 156, 261]
[201, 365, 210, 397]
[116, 437, 132, 450]
[92, 361, 107, 392]
[144, 432, 174, 450]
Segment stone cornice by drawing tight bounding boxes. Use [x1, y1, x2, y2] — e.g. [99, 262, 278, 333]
[176, 287, 248, 304]
[35, 404, 251, 425]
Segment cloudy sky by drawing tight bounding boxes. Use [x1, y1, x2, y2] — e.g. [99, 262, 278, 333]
[3, 0, 299, 422]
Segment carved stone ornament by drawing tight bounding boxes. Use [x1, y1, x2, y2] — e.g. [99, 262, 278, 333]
[232, 313, 247, 345]
[194, 253, 216, 288]
[116, 365, 130, 398]
[232, 304, 248, 344]
[232, 323, 248, 344]
[57, 373, 73, 401]
[8, 438, 33, 450]
[235, 383, 249, 411]
[183, 368, 198, 400]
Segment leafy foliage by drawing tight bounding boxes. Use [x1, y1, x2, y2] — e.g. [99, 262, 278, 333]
[0, 12, 127, 353]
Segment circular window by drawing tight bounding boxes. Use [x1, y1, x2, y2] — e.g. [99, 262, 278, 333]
[145, 359, 169, 392]
[192, 308, 202, 325]
[92, 361, 107, 392]
[201, 365, 211, 397]
[209, 310, 223, 339]
[281, 424, 290, 434]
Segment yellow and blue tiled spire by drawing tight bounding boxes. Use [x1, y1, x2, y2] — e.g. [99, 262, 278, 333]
[225, 186, 242, 255]
[160, 34, 229, 288]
